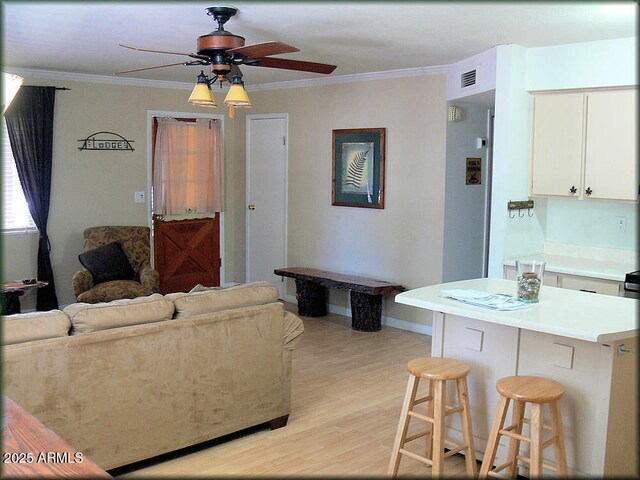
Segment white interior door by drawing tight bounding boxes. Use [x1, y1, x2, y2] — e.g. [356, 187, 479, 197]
[246, 114, 288, 298]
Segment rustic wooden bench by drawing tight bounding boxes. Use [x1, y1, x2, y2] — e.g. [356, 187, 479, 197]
[273, 267, 405, 332]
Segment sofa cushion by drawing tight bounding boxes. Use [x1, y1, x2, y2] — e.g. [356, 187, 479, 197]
[2, 310, 71, 345]
[64, 293, 174, 334]
[189, 283, 224, 293]
[166, 281, 279, 319]
[79, 241, 135, 285]
[76, 280, 153, 304]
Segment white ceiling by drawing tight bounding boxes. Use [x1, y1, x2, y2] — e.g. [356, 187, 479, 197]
[2, 2, 637, 87]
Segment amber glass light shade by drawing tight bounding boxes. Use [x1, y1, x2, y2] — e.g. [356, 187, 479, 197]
[224, 84, 251, 107]
[188, 71, 217, 108]
[224, 76, 251, 118]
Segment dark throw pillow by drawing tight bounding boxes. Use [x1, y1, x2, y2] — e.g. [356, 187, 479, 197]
[79, 242, 135, 285]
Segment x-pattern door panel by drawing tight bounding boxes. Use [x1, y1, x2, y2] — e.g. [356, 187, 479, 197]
[154, 216, 220, 293]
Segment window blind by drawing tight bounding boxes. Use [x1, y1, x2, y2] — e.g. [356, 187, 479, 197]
[2, 118, 36, 232]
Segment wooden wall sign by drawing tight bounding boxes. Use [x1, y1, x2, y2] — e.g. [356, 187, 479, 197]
[78, 132, 134, 151]
[466, 157, 481, 185]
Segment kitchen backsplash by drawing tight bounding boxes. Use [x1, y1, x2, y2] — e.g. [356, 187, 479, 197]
[544, 198, 637, 252]
[544, 242, 637, 266]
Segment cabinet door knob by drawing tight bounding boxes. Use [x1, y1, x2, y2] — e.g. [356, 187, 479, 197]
[585, 187, 593, 196]
[569, 185, 577, 194]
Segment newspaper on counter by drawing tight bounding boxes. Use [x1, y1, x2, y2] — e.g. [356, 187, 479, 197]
[440, 289, 532, 311]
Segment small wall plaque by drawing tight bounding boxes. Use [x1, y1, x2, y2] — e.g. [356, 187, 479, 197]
[78, 131, 134, 151]
[466, 157, 481, 185]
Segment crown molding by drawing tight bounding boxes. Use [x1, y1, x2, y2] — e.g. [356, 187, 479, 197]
[246, 64, 451, 92]
[4, 67, 194, 90]
[5, 64, 451, 92]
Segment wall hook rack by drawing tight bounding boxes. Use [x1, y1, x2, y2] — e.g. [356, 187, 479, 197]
[507, 200, 534, 219]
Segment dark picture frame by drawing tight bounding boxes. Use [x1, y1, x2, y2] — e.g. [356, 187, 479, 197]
[332, 128, 386, 209]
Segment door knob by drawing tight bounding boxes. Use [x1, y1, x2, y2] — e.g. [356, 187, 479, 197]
[585, 187, 593, 196]
[248, 204, 256, 210]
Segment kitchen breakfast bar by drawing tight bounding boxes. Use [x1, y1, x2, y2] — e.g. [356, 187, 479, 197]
[395, 278, 638, 477]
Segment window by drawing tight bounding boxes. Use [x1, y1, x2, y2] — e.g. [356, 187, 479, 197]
[2, 117, 36, 232]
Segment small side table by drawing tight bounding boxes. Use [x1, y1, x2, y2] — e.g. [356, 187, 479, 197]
[1, 281, 48, 315]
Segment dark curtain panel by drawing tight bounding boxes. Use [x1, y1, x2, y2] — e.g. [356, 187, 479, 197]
[4, 86, 59, 310]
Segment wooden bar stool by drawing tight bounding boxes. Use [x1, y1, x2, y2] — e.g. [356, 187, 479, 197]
[388, 357, 477, 477]
[479, 375, 568, 478]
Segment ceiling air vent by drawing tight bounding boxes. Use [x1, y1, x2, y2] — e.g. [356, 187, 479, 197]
[461, 69, 477, 88]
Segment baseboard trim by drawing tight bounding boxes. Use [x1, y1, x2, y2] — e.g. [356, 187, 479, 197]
[282, 294, 432, 336]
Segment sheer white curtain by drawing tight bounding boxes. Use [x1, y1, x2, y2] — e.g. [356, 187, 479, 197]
[153, 117, 223, 214]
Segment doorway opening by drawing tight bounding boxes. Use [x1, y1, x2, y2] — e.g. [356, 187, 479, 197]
[442, 92, 495, 282]
[147, 110, 226, 292]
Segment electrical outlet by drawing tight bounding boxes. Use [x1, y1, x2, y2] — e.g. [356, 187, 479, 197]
[134, 191, 145, 204]
[616, 216, 627, 234]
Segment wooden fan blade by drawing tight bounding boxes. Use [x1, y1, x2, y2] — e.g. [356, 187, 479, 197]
[227, 41, 299, 58]
[119, 44, 209, 61]
[254, 57, 336, 74]
[114, 61, 196, 75]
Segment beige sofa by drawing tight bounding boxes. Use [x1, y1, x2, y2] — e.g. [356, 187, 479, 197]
[2, 282, 304, 470]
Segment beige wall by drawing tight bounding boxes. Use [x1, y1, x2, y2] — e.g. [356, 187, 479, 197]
[2, 79, 244, 308]
[4, 74, 447, 329]
[235, 74, 448, 325]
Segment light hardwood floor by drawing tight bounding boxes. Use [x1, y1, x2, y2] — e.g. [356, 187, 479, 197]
[117, 304, 469, 477]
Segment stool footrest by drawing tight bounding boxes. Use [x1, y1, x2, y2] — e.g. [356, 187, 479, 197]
[443, 443, 467, 459]
[499, 427, 530, 443]
[407, 410, 433, 423]
[399, 448, 433, 466]
[445, 405, 464, 416]
[522, 417, 553, 431]
[516, 454, 558, 472]
[489, 461, 512, 474]
[412, 395, 432, 406]
[407, 404, 463, 424]
[404, 430, 429, 443]
[542, 435, 559, 449]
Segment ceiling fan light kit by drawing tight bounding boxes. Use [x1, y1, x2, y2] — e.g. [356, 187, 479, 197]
[188, 70, 217, 107]
[224, 75, 251, 118]
[116, 5, 336, 116]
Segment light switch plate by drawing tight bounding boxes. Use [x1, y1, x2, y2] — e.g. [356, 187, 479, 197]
[134, 191, 145, 203]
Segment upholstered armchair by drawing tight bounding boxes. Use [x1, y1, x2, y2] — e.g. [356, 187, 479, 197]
[72, 226, 160, 303]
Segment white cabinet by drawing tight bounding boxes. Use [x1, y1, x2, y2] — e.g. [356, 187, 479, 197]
[559, 274, 621, 296]
[431, 313, 638, 476]
[438, 315, 519, 444]
[584, 90, 638, 201]
[517, 331, 638, 476]
[530, 88, 638, 202]
[530, 93, 584, 197]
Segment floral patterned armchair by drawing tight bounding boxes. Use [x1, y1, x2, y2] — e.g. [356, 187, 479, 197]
[72, 226, 160, 303]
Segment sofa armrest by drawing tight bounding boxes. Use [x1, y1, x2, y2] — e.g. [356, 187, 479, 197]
[283, 311, 304, 350]
[139, 262, 161, 293]
[72, 269, 94, 298]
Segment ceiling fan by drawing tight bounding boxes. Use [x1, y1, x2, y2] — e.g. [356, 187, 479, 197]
[115, 5, 337, 83]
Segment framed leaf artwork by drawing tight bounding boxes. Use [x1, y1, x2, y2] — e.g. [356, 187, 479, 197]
[332, 128, 386, 208]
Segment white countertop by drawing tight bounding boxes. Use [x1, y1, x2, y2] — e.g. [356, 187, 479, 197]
[503, 253, 634, 282]
[395, 278, 638, 344]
